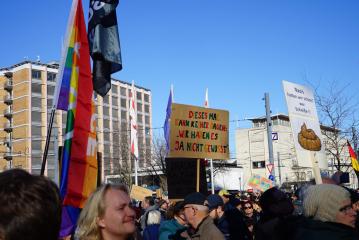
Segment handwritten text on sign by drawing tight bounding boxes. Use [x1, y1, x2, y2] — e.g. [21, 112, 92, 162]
[169, 103, 229, 160]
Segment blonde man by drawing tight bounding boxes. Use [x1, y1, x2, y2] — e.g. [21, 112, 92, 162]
[76, 184, 136, 240]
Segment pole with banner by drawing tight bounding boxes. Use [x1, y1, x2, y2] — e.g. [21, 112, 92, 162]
[283, 80, 326, 184]
[204, 88, 215, 194]
[129, 81, 139, 185]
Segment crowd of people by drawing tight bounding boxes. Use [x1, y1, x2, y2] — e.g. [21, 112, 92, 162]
[0, 168, 359, 240]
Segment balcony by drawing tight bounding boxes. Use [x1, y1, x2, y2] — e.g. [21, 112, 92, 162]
[4, 81, 13, 92]
[4, 136, 12, 147]
[4, 95, 13, 105]
[4, 72, 13, 79]
[4, 109, 12, 119]
[4, 123, 12, 132]
[4, 151, 13, 161]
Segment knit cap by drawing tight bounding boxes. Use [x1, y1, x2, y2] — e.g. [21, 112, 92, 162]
[303, 184, 350, 222]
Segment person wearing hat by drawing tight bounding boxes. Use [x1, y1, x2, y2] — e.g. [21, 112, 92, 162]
[292, 184, 358, 239]
[182, 192, 225, 240]
[207, 194, 250, 240]
[218, 189, 232, 211]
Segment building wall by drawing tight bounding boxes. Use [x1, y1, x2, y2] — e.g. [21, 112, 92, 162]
[0, 61, 152, 183]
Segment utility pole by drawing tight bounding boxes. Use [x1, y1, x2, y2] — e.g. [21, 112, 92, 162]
[264, 93, 275, 182]
[277, 152, 282, 185]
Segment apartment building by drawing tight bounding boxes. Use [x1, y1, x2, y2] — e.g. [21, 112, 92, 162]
[235, 114, 357, 189]
[0, 61, 152, 182]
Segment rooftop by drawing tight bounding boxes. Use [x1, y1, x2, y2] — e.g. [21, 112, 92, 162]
[0, 60, 151, 92]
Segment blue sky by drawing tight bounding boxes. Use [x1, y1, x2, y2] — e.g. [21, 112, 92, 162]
[1, 1, 359, 158]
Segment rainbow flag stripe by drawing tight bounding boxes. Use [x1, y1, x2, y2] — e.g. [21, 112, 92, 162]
[55, 0, 98, 236]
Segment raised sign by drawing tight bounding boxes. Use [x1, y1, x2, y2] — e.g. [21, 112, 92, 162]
[168, 103, 229, 160]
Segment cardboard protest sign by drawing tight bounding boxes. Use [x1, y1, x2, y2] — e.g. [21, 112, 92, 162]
[130, 185, 153, 201]
[282, 80, 327, 169]
[248, 174, 274, 192]
[166, 158, 207, 199]
[168, 103, 229, 160]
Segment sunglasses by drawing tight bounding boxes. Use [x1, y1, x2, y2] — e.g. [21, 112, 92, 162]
[244, 206, 253, 209]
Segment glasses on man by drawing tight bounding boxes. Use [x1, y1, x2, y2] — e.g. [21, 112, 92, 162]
[244, 205, 253, 210]
[339, 204, 353, 214]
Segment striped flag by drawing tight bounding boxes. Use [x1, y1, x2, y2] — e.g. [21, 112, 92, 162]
[53, 0, 98, 236]
[348, 141, 359, 179]
[130, 81, 138, 159]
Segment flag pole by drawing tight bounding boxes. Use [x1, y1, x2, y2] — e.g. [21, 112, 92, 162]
[134, 156, 138, 186]
[204, 88, 215, 194]
[40, 107, 56, 175]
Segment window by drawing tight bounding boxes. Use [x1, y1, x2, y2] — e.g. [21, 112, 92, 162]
[252, 161, 265, 169]
[32, 126, 42, 137]
[31, 83, 42, 94]
[112, 86, 118, 94]
[104, 119, 110, 129]
[31, 97, 42, 108]
[47, 85, 55, 96]
[137, 103, 142, 111]
[121, 110, 127, 120]
[31, 111, 42, 123]
[136, 92, 142, 101]
[32, 140, 42, 151]
[103, 95, 109, 104]
[144, 94, 149, 103]
[103, 106, 110, 117]
[144, 104, 150, 113]
[32, 70, 42, 79]
[112, 109, 119, 120]
[137, 113, 143, 123]
[145, 116, 150, 125]
[112, 96, 118, 106]
[121, 98, 126, 108]
[120, 87, 126, 96]
[47, 72, 56, 82]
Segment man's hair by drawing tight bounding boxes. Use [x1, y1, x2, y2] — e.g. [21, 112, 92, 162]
[75, 183, 129, 240]
[144, 196, 155, 206]
[0, 169, 61, 240]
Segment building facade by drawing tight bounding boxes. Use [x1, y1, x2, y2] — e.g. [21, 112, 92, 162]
[235, 114, 357, 189]
[0, 61, 152, 183]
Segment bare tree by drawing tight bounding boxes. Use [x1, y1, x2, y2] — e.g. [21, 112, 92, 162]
[144, 136, 168, 190]
[312, 81, 359, 171]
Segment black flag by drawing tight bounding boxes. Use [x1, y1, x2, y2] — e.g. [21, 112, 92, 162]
[88, 0, 122, 97]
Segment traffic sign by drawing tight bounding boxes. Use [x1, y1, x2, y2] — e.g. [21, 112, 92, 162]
[272, 132, 278, 140]
[266, 163, 274, 174]
[269, 174, 275, 181]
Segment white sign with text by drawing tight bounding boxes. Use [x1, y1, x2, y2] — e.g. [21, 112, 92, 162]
[283, 80, 327, 169]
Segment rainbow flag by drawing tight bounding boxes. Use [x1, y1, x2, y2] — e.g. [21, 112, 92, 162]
[348, 141, 359, 179]
[53, 0, 97, 237]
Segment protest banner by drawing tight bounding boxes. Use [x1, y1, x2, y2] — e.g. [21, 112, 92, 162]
[130, 185, 153, 201]
[283, 80, 327, 183]
[248, 174, 274, 192]
[168, 103, 229, 160]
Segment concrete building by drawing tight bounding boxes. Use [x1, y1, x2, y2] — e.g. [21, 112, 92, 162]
[0, 61, 152, 182]
[235, 114, 357, 189]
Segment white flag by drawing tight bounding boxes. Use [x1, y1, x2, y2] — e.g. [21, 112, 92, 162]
[204, 88, 209, 108]
[130, 81, 139, 159]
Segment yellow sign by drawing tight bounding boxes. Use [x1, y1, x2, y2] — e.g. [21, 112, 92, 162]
[168, 103, 229, 160]
[130, 185, 153, 201]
